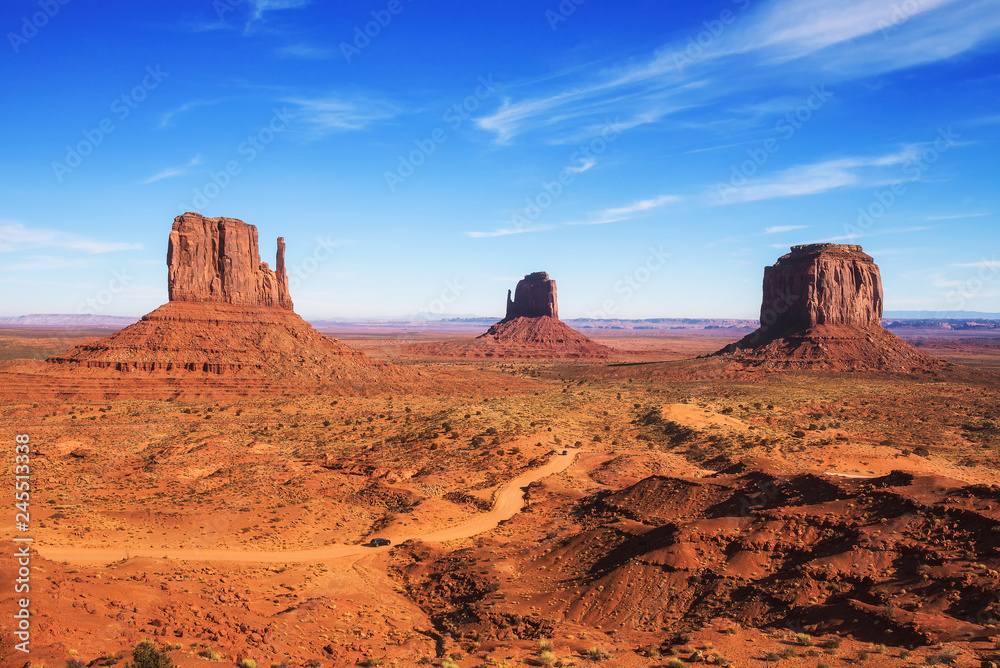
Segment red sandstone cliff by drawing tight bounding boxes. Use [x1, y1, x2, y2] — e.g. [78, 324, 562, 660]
[167, 212, 293, 310]
[505, 272, 558, 320]
[715, 243, 945, 371]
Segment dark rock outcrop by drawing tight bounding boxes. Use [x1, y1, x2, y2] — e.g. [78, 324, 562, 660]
[505, 272, 558, 320]
[167, 212, 292, 310]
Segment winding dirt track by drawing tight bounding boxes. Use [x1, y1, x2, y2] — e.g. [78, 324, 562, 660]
[35, 448, 580, 565]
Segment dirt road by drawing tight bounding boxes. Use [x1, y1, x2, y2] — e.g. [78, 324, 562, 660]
[35, 448, 580, 564]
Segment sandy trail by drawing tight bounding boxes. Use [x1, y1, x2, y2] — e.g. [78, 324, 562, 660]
[35, 448, 581, 564]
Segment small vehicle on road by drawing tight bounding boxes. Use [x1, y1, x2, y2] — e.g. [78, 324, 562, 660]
[368, 537, 391, 547]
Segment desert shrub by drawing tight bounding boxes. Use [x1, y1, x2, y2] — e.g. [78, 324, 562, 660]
[793, 430, 807, 438]
[67, 660, 86, 668]
[795, 632, 812, 646]
[360, 659, 383, 667]
[584, 647, 612, 661]
[779, 647, 796, 659]
[440, 658, 459, 668]
[926, 649, 959, 665]
[634, 406, 663, 426]
[663, 420, 697, 445]
[538, 649, 556, 666]
[323, 420, 331, 427]
[667, 659, 684, 668]
[820, 637, 842, 650]
[868, 643, 886, 654]
[538, 638, 554, 651]
[197, 648, 223, 661]
[239, 661, 256, 668]
[125, 640, 175, 668]
[914, 446, 930, 457]
[442, 422, 452, 432]
[470, 436, 485, 447]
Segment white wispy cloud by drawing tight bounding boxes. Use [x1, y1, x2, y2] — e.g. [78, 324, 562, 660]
[734, 0, 958, 60]
[474, 0, 1000, 144]
[821, 225, 932, 242]
[464, 225, 552, 239]
[953, 260, 1000, 268]
[924, 212, 992, 221]
[566, 157, 597, 174]
[287, 96, 398, 135]
[765, 225, 808, 234]
[159, 101, 222, 129]
[142, 155, 202, 184]
[567, 194, 681, 226]
[0, 221, 143, 254]
[251, 0, 311, 20]
[277, 43, 335, 59]
[715, 148, 919, 204]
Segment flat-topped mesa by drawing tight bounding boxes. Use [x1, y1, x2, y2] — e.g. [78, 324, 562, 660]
[167, 212, 293, 310]
[762, 243, 882, 334]
[505, 271, 558, 320]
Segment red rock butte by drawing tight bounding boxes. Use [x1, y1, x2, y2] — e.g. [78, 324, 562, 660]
[504, 271, 558, 320]
[47, 213, 394, 383]
[167, 212, 293, 310]
[476, 272, 611, 358]
[714, 243, 946, 371]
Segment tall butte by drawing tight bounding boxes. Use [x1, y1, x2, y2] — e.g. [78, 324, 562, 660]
[475, 272, 611, 358]
[713, 243, 945, 371]
[49, 213, 393, 383]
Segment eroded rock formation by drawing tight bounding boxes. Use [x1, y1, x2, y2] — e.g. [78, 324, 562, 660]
[760, 243, 882, 334]
[49, 213, 396, 383]
[167, 212, 292, 310]
[714, 243, 945, 371]
[505, 272, 558, 320]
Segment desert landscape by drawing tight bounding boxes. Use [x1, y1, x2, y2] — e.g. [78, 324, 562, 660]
[2, 216, 1000, 668]
[4, 3, 999, 668]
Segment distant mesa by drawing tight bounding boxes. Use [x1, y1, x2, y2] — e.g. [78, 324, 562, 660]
[713, 243, 947, 371]
[408, 271, 612, 359]
[48, 212, 393, 383]
[475, 272, 612, 358]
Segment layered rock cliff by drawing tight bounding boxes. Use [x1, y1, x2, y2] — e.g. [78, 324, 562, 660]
[760, 243, 882, 334]
[48, 213, 396, 383]
[714, 243, 944, 371]
[167, 212, 293, 310]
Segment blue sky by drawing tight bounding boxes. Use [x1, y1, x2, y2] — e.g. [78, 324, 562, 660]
[1, 0, 999, 319]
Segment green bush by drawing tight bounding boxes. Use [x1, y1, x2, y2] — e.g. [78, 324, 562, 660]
[125, 641, 175, 668]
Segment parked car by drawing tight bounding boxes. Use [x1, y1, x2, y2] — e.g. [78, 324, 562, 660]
[369, 537, 391, 547]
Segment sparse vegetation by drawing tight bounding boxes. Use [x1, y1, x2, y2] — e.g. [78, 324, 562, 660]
[124, 641, 174, 668]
